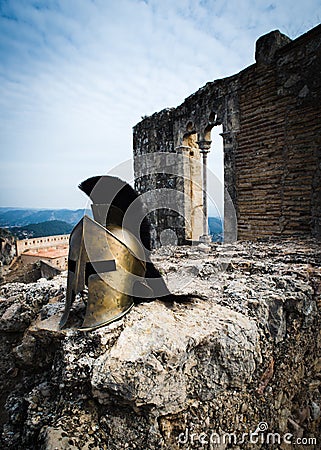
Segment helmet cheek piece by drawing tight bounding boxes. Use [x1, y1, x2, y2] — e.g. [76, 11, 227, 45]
[81, 272, 135, 331]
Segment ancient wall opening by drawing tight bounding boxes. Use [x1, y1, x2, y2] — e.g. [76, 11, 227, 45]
[134, 25, 321, 245]
[207, 124, 224, 241]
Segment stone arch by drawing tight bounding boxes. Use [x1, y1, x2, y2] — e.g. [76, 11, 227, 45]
[195, 111, 225, 242]
[203, 112, 218, 140]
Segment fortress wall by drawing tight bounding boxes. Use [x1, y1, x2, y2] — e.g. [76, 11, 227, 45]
[16, 234, 70, 257]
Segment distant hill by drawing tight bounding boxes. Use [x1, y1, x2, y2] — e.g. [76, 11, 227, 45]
[9, 220, 73, 239]
[208, 216, 223, 242]
[0, 208, 90, 227]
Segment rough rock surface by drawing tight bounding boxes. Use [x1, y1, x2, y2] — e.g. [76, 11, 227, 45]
[1, 260, 42, 285]
[0, 229, 16, 267]
[0, 238, 320, 449]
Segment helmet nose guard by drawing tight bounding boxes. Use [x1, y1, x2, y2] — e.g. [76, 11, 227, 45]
[59, 215, 146, 331]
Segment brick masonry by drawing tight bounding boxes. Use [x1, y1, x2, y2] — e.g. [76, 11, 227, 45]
[133, 25, 321, 245]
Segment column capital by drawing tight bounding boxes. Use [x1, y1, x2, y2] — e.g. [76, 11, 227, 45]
[197, 140, 212, 153]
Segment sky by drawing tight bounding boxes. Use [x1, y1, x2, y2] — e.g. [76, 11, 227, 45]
[0, 0, 320, 211]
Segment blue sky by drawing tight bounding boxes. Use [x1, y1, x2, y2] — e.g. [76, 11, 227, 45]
[0, 0, 320, 210]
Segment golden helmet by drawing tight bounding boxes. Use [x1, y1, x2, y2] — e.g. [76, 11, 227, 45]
[60, 176, 170, 331]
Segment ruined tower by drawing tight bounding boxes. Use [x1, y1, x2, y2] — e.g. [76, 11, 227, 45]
[133, 25, 321, 247]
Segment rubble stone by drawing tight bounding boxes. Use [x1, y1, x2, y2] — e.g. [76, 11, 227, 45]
[0, 238, 320, 449]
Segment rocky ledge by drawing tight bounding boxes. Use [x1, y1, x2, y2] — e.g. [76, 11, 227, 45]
[0, 238, 320, 449]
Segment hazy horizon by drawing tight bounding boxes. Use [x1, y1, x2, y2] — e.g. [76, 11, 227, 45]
[0, 206, 224, 220]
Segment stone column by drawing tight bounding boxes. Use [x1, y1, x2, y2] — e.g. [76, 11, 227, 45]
[197, 140, 212, 243]
[176, 145, 192, 240]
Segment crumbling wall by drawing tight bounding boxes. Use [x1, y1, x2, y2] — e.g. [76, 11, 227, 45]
[134, 109, 185, 248]
[133, 25, 321, 244]
[134, 78, 239, 246]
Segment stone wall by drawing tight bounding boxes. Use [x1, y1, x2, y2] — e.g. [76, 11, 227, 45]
[133, 25, 321, 245]
[236, 27, 321, 239]
[20, 253, 67, 270]
[40, 261, 62, 279]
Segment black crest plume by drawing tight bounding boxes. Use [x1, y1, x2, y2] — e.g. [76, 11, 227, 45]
[79, 175, 152, 251]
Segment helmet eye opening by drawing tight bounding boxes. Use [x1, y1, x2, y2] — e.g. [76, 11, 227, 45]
[85, 260, 116, 285]
[68, 258, 76, 273]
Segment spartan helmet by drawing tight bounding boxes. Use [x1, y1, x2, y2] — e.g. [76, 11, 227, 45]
[60, 176, 170, 331]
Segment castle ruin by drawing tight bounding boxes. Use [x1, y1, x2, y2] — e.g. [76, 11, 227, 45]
[133, 25, 321, 247]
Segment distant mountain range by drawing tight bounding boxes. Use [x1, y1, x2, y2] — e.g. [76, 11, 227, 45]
[0, 207, 223, 241]
[0, 208, 90, 228]
[208, 216, 223, 242]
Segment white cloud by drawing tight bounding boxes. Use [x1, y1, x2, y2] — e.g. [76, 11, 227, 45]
[0, 0, 320, 208]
